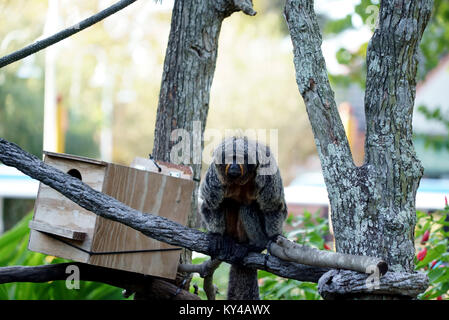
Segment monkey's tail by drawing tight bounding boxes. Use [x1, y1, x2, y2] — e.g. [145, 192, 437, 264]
[227, 264, 259, 300]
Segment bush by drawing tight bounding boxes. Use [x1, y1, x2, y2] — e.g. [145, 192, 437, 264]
[415, 200, 449, 300]
[0, 213, 128, 300]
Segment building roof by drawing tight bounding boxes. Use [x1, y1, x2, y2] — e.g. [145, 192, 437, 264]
[413, 54, 449, 135]
[0, 165, 39, 199]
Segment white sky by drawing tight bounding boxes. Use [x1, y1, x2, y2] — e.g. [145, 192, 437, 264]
[315, 0, 374, 74]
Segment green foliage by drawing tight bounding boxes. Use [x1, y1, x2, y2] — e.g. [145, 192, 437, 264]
[258, 210, 330, 300]
[415, 203, 449, 300]
[419, 0, 449, 79]
[323, 0, 449, 87]
[0, 213, 128, 300]
[0, 68, 44, 157]
[324, 14, 353, 35]
[416, 105, 449, 152]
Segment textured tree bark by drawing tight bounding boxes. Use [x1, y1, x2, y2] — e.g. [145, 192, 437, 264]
[270, 236, 387, 275]
[285, 0, 433, 298]
[151, 0, 256, 289]
[0, 263, 200, 300]
[318, 269, 429, 300]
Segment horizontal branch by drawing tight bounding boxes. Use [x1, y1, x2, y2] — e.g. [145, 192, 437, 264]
[270, 236, 388, 275]
[0, 138, 328, 283]
[0, 0, 138, 69]
[0, 263, 199, 300]
[318, 269, 429, 299]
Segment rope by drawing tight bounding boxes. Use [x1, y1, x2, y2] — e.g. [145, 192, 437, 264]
[0, 0, 139, 69]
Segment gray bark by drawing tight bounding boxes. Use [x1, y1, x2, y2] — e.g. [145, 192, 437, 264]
[318, 269, 429, 300]
[151, 0, 256, 288]
[152, 0, 256, 226]
[270, 236, 387, 275]
[285, 0, 433, 298]
[0, 263, 199, 300]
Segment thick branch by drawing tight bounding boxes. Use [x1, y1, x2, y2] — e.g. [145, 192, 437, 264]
[318, 269, 429, 300]
[270, 236, 388, 276]
[0, 138, 327, 282]
[284, 0, 353, 169]
[364, 0, 434, 164]
[0, 263, 199, 300]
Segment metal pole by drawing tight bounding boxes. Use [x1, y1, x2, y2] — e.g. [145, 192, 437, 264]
[43, 0, 60, 153]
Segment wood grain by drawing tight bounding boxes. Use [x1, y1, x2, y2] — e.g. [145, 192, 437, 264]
[89, 164, 194, 278]
[29, 220, 87, 241]
[28, 154, 106, 262]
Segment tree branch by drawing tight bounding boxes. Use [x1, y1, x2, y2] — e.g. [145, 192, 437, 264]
[0, 138, 328, 283]
[0, 0, 139, 69]
[0, 263, 199, 300]
[179, 259, 222, 300]
[270, 236, 388, 276]
[364, 0, 434, 165]
[318, 269, 429, 299]
[284, 0, 354, 170]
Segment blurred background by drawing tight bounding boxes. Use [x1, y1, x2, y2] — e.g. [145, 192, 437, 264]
[1, 0, 449, 301]
[0, 0, 448, 237]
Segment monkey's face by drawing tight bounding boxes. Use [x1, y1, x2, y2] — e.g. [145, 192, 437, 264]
[215, 162, 257, 185]
[213, 137, 259, 185]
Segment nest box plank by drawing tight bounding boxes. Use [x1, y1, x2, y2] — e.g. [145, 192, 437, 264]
[28, 152, 194, 279]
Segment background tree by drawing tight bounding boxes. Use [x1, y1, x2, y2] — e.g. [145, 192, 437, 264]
[285, 0, 433, 298]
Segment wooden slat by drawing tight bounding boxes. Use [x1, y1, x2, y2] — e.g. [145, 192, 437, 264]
[130, 157, 193, 180]
[43, 151, 107, 166]
[89, 163, 194, 279]
[28, 155, 106, 263]
[29, 220, 87, 241]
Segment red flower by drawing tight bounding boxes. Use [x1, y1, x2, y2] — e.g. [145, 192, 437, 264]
[417, 248, 427, 261]
[445, 196, 448, 208]
[437, 296, 443, 301]
[421, 230, 430, 244]
[323, 243, 331, 250]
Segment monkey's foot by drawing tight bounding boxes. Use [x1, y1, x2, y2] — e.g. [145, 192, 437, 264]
[207, 233, 249, 264]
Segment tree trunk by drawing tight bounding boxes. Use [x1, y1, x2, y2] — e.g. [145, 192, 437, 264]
[151, 0, 256, 289]
[285, 0, 433, 298]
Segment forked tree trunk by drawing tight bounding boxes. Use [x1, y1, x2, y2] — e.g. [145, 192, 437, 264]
[151, 0, 256, 288]
[285, 0, 433, 299]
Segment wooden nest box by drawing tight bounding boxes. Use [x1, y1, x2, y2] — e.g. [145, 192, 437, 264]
[28, 152, 194, 279]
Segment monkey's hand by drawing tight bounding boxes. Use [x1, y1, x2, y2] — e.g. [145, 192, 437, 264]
[207, 233, 250, 264]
